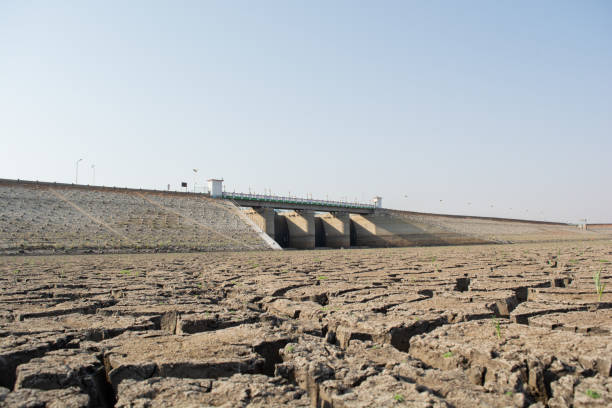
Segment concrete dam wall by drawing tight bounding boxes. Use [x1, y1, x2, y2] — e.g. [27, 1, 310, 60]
[247, 208, 603, 249]
[1, 178, 606, 254]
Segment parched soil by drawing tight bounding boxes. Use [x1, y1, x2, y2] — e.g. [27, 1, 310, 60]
[1, 240, 611, 407]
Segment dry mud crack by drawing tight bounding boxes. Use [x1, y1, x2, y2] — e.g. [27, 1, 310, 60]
[1, 241, 611, 407]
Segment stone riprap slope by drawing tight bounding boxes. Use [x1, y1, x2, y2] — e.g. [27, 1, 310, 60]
[0, 182, 271, 254]
[387, 210, 603, 244]
[1, 240, 611, 407]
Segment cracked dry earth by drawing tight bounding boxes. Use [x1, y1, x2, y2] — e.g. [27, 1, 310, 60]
[1, 240, 611, 407]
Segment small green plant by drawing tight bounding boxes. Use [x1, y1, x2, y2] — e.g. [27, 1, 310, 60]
[442, 351, 453, 358]
[317, 275, 328, 281]
[120, 269, 131, 276]
[594, 268, 606, 302]
[492, 317, 501, 339]
[321, 306, 329, 312]
[285, 345, 294, 353]
[585, 389, 601, 399]
[504, 391, 513, 397]
[393, 394, 405, 402]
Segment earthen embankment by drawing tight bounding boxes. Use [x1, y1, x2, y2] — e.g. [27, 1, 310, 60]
[0, 179, 272, 255]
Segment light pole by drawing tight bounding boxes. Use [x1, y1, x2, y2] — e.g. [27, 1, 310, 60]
[75, 158, 83, 184]
[91, 164, 95, 185]
[192, 169, 198, 192]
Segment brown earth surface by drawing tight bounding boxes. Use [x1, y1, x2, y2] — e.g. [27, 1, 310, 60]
[1, 240, 611, 407]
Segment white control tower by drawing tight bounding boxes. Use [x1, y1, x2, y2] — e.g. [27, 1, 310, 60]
[207, 179, 224, 198]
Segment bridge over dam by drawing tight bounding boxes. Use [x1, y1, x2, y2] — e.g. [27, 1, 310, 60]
[1, 178, 606, 255]
[223, 192, 378, 249]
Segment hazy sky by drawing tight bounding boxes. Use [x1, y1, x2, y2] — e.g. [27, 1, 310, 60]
[1, 1, 610, 223]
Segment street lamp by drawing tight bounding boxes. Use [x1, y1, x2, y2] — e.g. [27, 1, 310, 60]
[192, 169, 198, 192]
[75, 158, 83, 184]
[91, 164, 95, 185]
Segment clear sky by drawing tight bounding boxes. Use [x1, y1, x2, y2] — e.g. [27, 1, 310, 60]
[1, 1, 610, 223]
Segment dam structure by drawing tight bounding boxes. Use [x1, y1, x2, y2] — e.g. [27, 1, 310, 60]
[208, 179, 383, 250]
[208, 180, 602, 251]
[224, 192, 378, 250]
[0, 178, 606, 255]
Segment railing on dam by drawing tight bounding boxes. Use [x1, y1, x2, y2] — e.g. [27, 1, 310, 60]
[222, 192, 376, 211]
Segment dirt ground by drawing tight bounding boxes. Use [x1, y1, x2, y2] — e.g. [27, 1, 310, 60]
[1, 239, 611, 407]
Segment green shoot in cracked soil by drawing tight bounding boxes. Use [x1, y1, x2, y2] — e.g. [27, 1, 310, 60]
[594, 268, 606, 302]
[585, 389, 601, 399]
[492, 317, 501, 339]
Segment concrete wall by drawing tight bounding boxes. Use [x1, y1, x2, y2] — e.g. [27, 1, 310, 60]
[245, 208, 275, 238]
[274, 214, 289, 248]
[241, 206, 601, 251]
[277, 210, 315, 249]
[315, 217, 325, 247]
[316, 212, 350, 248]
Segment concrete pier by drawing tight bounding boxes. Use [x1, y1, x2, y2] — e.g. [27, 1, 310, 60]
[317, 212, 350, 248]
[278, 210, 315, 249]
[245, 207, 275, 238]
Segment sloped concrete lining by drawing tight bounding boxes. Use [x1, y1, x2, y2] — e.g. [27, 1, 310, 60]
[229, 204, 282, 250]
[349, 212, 490, 247]
[278, 210, 315, 249]
[316, 212, 350, 248]
[348, 209, 596, 248]
[244, 208, 275, 239]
